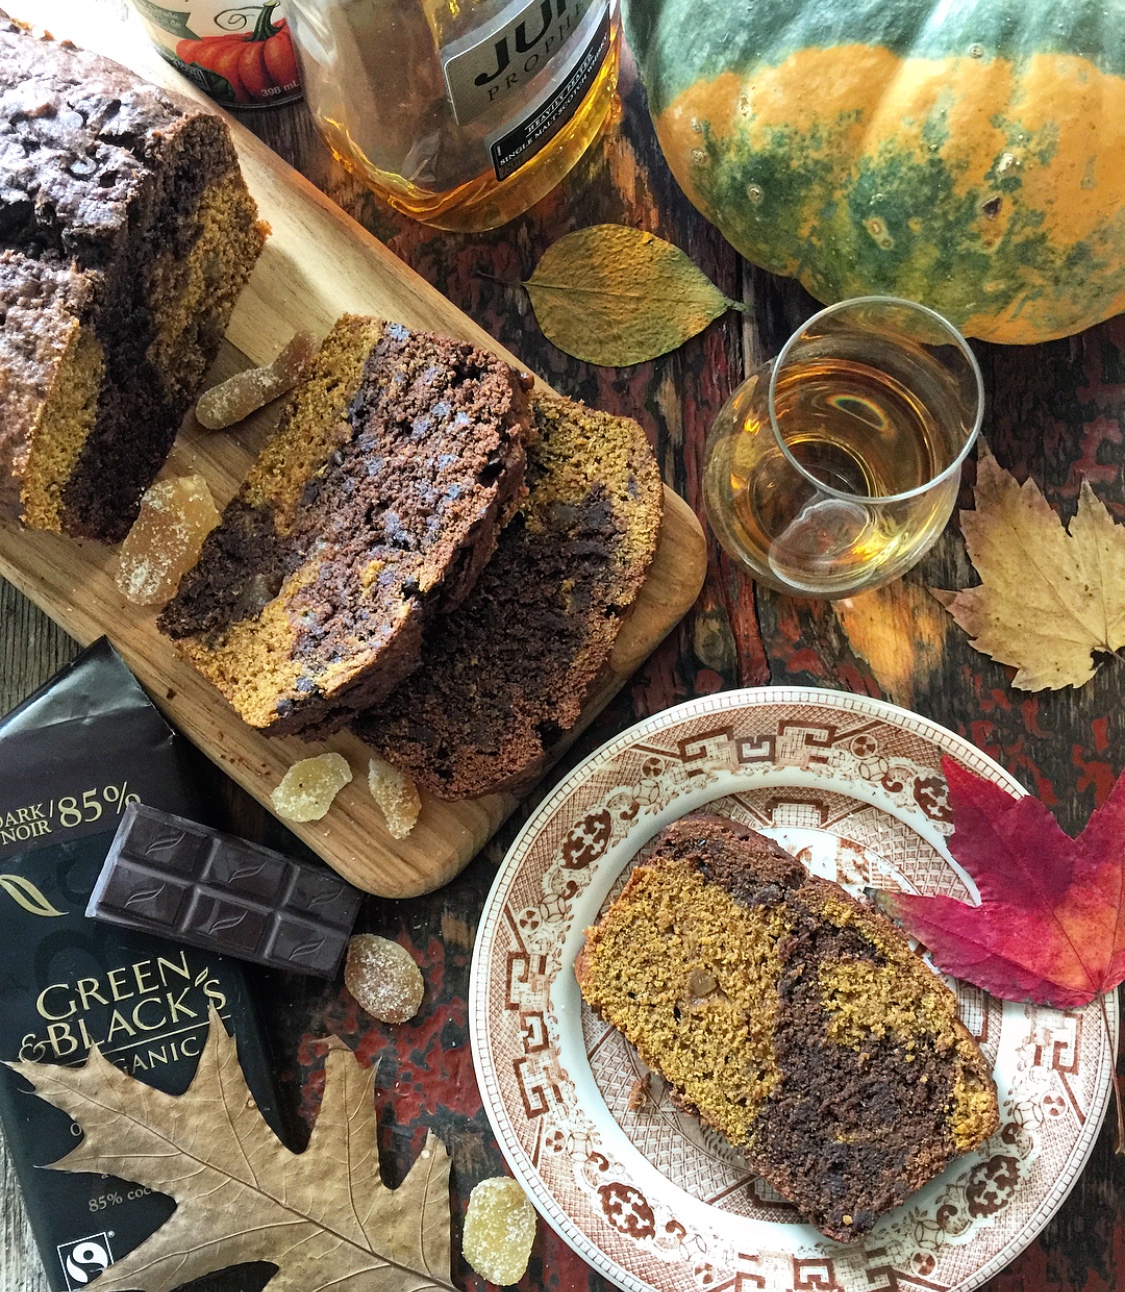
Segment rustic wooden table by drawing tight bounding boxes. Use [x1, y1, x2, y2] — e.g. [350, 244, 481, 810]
[2, 5, 1122, 1290]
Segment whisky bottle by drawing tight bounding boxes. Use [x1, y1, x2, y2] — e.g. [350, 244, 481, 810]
[284, 0, 621, 231]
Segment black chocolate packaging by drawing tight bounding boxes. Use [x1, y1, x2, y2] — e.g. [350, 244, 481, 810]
[0, 639, 281, 1291]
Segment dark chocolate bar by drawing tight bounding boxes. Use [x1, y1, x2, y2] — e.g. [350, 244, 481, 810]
[88, 803, 361, 978]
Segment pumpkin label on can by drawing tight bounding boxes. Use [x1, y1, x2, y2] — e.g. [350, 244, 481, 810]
[128, 0, 302, 108]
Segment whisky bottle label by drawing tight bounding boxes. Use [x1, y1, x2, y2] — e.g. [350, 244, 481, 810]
[441, 0, 609, 128]
[486, 3, 610, 180]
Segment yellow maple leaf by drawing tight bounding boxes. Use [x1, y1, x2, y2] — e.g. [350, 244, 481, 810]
[932, 449, 1125, 690]
[9, 1012, 454, 1292]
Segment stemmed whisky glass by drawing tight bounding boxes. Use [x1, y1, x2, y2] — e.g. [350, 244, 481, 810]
[703, 297, 984, 599]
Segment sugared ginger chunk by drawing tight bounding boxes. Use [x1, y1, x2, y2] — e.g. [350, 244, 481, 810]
[462, 1177, 537, 1285]
[269, 752, 352, 822]
[344, 934, 424, 1024]
[195, 330, 317, 429]
[115, 474, 220, 605]
[367, 757, 421, 839]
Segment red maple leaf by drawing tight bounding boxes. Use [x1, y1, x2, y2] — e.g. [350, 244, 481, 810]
[883, 755, 1125, 1147]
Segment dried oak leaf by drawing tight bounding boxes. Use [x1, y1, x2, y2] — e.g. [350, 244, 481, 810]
[523, 224, 745, 366]
[9, 1011, 453, 1292]
[882, 756, 1125, 1146]
[932, 448, 1125, 689]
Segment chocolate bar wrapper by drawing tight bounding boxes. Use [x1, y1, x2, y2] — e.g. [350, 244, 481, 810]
[0, 638, 281, 1292]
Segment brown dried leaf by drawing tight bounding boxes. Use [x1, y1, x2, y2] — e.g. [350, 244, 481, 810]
[9, 1010, 453, 1292]
[932, 448, 1125, 689]
[524, 224, 742, 366]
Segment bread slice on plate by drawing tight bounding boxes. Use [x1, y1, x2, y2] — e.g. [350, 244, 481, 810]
[575, 813, 999, 1242]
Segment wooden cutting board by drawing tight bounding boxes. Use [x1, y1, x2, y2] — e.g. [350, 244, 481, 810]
[0, 3, 707, 897]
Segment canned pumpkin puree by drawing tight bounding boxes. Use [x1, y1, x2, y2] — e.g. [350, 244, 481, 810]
[127, 0, 302, 108]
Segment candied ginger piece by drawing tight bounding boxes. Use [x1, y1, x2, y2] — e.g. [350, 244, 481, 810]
[367, 757, 421, 840]
[196, 330, 318, 430]
[344, 933, 424, 1024]
[463, 1177, 537, 1285]
[115, 474, 220, 606]
[270, 752, 352, 822]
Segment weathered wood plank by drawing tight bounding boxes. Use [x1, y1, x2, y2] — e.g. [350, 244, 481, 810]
[2, 1, 1123, 1289]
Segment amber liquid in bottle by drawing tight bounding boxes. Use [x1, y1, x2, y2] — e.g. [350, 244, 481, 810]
[285, 0, 620, 231]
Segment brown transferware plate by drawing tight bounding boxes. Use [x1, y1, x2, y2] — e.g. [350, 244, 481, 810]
[470, 688, 1115, 1292]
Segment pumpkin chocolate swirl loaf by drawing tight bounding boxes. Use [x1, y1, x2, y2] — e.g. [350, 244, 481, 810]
[0, 16, 264, 540]
[355, 392, 663, 798]
[575, 815, 999, 1242]
[159, 318, 532, 738]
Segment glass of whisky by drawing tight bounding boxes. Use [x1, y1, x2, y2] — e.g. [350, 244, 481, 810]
[703, 296, 984, 599]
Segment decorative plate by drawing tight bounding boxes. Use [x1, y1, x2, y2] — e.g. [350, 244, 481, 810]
[468, 689, 1116, 1292]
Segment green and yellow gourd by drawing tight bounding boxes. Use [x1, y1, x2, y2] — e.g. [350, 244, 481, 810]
[623, 0, 1125, 344]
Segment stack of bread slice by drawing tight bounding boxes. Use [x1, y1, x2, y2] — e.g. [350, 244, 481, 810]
[159, 317, 664, 796]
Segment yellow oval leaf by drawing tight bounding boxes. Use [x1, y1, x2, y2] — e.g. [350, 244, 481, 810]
[524, 224, 740, 366]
